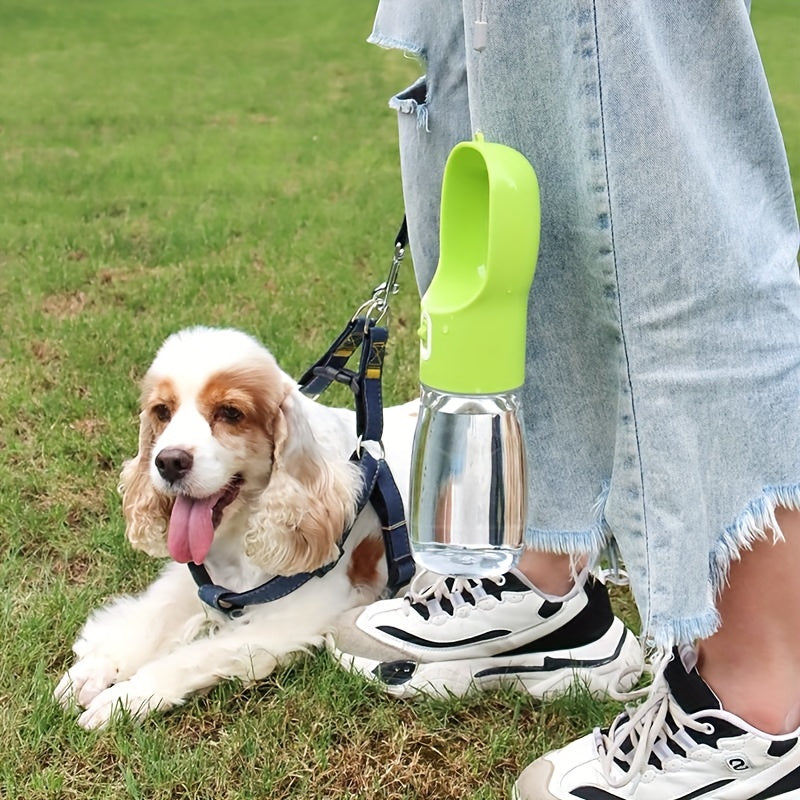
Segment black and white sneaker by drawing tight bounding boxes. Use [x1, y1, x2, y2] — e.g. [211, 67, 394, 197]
[514, 644, 800, 799]
[328, 569, 642, 699]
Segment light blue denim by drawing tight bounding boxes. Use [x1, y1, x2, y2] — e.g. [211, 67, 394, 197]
[370, 0, 800, 648]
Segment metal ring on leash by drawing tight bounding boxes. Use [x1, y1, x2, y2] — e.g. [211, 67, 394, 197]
[355, 435, 386, 461]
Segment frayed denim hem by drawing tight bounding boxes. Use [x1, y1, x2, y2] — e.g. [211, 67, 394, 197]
[367, 32, 424, 59]
[386, 75, 430, 131]
[525, 523, 611, 559]
[648, 484, 800, 651]
[709, 483, 800, 597]
[525, 483, 613, 558]
[526, 484, 800, 651]
[647, 609, 721, 653]
[367, 34, 430, 131]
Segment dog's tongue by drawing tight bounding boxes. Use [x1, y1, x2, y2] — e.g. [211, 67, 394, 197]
[168, 492, 224, 564]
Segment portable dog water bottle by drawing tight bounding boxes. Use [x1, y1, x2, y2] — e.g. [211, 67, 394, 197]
[409, 135, 540, 577]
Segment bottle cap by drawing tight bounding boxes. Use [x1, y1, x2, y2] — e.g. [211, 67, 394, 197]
[419, 135, 540, 394]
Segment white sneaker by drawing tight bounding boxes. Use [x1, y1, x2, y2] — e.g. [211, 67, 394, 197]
[514, 645, 800, 799]
[329, 569, 642, 699]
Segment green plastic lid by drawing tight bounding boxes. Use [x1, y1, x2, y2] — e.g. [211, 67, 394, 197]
[419, 136, 540, 394]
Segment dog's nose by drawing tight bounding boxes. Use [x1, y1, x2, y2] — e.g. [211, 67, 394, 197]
[155, 447, 194, 483]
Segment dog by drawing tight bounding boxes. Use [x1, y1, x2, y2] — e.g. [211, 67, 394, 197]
[55, 326, 417, 729]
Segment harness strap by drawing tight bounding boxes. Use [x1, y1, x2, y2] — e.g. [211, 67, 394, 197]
[297, 316, 366, 399]
[364, 450, 416, 592]
[188, 453, 382, 617]
[189, 562, 320, 617]
[297, 319, 386, 448]
[394, 216, 408, 253]
[187, 449, 414, 617]
[355, 323, 386, 443]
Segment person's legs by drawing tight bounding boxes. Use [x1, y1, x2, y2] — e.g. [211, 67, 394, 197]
[516, 549, 582, 597]
[697, 507, 800, 735]
[515, 527, 800, 799]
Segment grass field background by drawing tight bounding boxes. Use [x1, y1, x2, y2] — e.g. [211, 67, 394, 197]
[0, 2, 797, 798]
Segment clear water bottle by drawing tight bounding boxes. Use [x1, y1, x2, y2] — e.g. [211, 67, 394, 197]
[409, 386, 527, 577]
[408, 135, 540, 577]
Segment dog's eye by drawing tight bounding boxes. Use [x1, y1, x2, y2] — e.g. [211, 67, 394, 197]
[153, 404, 172, 422]
[216, 405, 244, 424]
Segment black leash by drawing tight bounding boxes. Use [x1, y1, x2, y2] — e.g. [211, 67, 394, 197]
[189, 219, 414, 617]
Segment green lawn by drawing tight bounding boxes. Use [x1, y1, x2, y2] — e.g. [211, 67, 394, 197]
[0, 2, 797, 798]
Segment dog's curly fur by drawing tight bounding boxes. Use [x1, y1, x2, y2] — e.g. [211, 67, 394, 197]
[55, 327, 416, 729]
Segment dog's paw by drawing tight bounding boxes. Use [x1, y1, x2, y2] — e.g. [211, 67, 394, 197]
[77, 678, 164, 730]
[55, 655, 120, 711]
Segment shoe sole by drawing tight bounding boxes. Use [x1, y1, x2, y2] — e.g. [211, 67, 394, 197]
[332, 617, 642, 700]
[510, 750, 800, 800]
[512, 783, 800, 800]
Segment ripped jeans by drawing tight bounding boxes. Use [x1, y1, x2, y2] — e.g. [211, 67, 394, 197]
[369, 0, 800, 648]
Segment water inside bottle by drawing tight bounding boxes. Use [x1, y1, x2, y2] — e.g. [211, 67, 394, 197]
[412, 542, 521, 579]
[409, 387, 527, 577]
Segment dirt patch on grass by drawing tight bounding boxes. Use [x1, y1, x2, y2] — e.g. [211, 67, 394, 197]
[41, 290, 91, 319]
[52, 553, 96, 586]
[70, 417, 108, 437]
[28, 478, 112, 527]
[30, 338, 65, 365]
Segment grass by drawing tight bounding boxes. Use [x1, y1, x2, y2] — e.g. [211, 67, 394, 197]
[0, 2, 797, 798]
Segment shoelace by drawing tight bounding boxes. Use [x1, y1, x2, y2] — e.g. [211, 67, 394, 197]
[596, 653, 714, 788]
[403, 571, 507, 617]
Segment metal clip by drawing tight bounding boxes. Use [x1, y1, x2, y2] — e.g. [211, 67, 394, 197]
[351, 236, 406, 328]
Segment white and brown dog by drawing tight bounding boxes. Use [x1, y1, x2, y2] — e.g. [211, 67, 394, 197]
[55, 326, 416, 729]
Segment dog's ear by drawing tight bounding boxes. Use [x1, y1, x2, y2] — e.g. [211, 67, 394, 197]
[245, 390, 361, 575]
[118, 410, 172, 557]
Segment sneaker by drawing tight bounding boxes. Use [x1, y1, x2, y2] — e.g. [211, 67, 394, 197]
[513, 645, 800, 799]
[328, 569, 642, 699]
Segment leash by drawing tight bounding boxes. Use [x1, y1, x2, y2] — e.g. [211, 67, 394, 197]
[189, 219, 415, 618]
